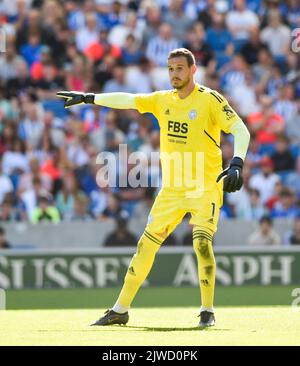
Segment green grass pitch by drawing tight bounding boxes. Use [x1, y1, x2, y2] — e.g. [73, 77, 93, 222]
[1, 307, 300, 346]
[1, 286, 300, 345]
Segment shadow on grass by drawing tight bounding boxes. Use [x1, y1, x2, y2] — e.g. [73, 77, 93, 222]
[88, 325, 232, 332]
[36, 326, 231, 332]
[125, 326, 232, 332]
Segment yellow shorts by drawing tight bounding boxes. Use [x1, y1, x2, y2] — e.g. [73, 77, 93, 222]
[145, 186, 223, 236]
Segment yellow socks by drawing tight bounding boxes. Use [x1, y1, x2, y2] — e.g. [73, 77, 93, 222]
[192, 228, 216, 311]
[114, 230, 162, 310]
[113, 227, 216, 314]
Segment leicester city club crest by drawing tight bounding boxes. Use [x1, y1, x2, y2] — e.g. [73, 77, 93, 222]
[147, 214, 153, 224]
[189, 109, 197, 120]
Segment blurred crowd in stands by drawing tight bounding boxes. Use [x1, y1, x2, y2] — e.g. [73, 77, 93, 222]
[0, 0, 300, 245]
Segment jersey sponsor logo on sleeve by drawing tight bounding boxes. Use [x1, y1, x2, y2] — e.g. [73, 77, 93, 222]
[222, 105, 235, 119]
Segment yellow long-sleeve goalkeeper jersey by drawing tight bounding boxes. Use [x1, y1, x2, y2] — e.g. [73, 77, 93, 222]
[135, 83, 242, 194]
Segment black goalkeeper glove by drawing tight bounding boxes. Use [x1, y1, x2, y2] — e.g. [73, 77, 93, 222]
[56, 91, 95, 108]
[216, 156, 244, 193]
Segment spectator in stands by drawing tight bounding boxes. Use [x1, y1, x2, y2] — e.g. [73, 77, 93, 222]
[108, 11, 144, 48]
[271, 135, 295, 172]
[40, 111, 65, 148]
[142, 4, 162, 46]
[121, 34, 143, 66]
[273, 84, 298, 122]
[286, 0, 300, 29]
[0, 227, 11, 248]
[2, 138, 29, 176]
[17, 156, 52, 196]
[220, 53, 248, 96]
[146, 23, 181, 67]
[247, 95, 285, 145]
[249, 156, 281, 204]
[0, 156, 13, 206]
[100, 192, 123, 220]
[247, 216, 281, 246]
[0, 122, 17, 155]
[34, 60, 64, 100]
[286, 156, 300, 198]
[230, 69, 260, 118]
[66, 134, 90, 169]
[0, 36, 25, 82]
[226, 0, 259, 51]
[124, 57, 153, 94]
[240, 28, 266, 66]
[0, 195, 17, 222]
[90, 109, 125, 153]
[183, 22, 214, 67]
[72, 193, 91, 221]
[102, 63, 134, 93]
[5, 59, 33, 99]
[55, 171, 88, 221]
[75, 12, 100, 52]
[260, 9, 291, 63]
[18, 101, 44, 148]
[265, 180, 285, 211]
[270, 188, 300, 219]
[245, 138, 262, 170]
[264, 63, 285, 99]
[206, 7, 234, 69]
[163, 0, 191, 41]
[104, 212, 137, 247]
[31, 194, 60, 223]
[40, 146, 63, 188]
[0, 86, 17, 123]
[235, 188, 266, 220]
[284, 216, 300, 246]
[286, 101, 300, 145]
[19, 31, 44, 68]
[97, 0, 124, 31]
[20, 176, 51, 221]
[252, 46, 273, 87]
[197, 0, 222, 29]
[30, 44, 53, 81]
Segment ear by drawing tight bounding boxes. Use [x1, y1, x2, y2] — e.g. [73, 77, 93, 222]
[191, 64, 197, 75]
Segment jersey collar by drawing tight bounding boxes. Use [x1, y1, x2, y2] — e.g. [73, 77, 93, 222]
[173, 83, 199, 101]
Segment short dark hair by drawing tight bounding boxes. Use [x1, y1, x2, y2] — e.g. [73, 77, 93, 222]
[259, 215, 273, 226]
[168, 48, 196, 67]
[280, 188, 294, 198]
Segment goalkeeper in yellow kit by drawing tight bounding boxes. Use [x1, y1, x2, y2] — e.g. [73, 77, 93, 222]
[57, 48, 250, 328]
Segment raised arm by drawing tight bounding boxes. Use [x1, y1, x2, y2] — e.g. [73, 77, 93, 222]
[56, 91, 137, 109]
